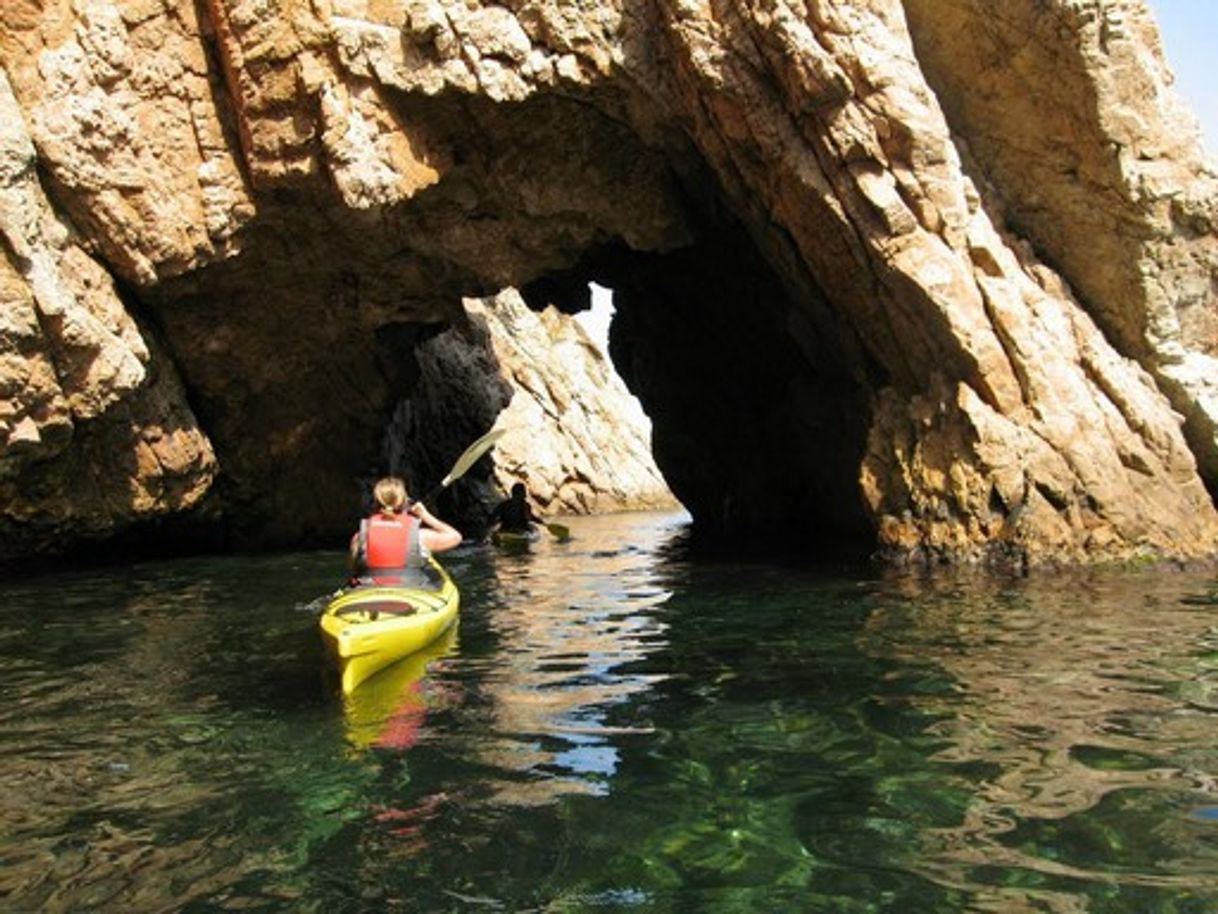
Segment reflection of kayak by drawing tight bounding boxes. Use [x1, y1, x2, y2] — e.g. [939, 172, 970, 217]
[491, 528, 539, 551]
[319, 559, 459, 694]
[343, 624, 457, 751]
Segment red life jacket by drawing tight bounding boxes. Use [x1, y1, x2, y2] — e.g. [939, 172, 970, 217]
[358, 513, 422, 585]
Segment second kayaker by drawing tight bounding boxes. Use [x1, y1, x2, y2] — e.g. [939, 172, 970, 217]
[349, 476, 461, 587]
[490, 482, 542, 535]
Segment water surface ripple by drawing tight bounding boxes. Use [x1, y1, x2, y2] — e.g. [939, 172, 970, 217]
[2, 511, 1217, 911]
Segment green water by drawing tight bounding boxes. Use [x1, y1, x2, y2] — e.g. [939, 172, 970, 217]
[3, 511, 1218, 912]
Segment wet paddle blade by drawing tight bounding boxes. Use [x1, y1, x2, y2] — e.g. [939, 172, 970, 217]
[441, 428, 506, 487]
[414, 427, 507, 507]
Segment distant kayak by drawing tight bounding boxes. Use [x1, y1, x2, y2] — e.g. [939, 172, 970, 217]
[319, 559, 459, 694]
[490, 528, 540, 551]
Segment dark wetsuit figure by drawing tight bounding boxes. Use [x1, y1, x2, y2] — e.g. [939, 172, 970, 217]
[491, 483, 539, 533]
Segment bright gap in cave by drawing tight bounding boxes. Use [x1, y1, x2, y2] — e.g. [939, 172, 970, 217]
[574, 282, 654, 439]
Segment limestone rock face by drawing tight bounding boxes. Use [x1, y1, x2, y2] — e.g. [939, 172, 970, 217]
[0, 0, 1215, 565]
[0, 69, 216, 561]
[471, 291, 675, 515]
[0, 0, 252, 284]
[904, 0, 1218, 497]
[376, 291, 674, 526]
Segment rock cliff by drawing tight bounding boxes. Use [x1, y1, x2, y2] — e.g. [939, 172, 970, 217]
[1, 0, 1215, 565]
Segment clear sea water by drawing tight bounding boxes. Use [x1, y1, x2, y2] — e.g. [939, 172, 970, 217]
[2, 510, 1218, 912]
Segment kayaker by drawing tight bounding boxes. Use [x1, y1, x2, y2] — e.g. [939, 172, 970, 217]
[490, 482, 542, 535]
[349, 476, 461, 587]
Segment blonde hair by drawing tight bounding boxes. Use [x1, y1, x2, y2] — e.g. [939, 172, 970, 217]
[372, 477, 408, 515]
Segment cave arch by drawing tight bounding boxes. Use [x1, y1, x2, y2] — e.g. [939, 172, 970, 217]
[519, 226, 876, 551]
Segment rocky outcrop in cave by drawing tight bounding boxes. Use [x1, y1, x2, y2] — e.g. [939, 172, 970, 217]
[379, 289, 676, 524]
[1, 0, 1215, 566]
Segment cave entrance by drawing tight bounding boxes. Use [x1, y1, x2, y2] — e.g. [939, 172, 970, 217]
[377, 278, 678, 533]
[514, 223, 877, 556]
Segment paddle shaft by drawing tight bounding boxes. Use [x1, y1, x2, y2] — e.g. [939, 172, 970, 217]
[411, 427, 505, 507]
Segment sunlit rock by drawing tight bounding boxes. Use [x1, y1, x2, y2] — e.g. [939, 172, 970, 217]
[0, 69, 216, 561]
[471, 291, 675, 515]
[376, 290, 674, 524]
[0, 0, 1215, 565]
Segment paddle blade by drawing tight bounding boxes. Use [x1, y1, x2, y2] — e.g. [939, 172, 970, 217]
[546, 522, 571, 542]
[440, 427, 506, 487]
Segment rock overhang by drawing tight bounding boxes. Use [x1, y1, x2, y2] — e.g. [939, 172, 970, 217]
[0, 0, 1215, 567]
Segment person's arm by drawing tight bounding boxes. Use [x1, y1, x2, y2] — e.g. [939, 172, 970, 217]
[348, 524, 366, 582]
[349, 520, 365, 567]
[411, 503, 462, 552]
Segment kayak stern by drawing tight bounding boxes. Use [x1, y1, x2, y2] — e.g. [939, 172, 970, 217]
[319, 561, 459, 693]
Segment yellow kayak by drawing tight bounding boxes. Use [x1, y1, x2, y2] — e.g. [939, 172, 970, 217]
[319, 559, 459, 694]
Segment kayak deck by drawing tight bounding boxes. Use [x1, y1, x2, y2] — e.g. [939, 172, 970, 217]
[318, 560, 459, 694]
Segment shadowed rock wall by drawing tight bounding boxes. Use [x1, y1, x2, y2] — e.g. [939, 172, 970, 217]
[1, 0, 1215, 566]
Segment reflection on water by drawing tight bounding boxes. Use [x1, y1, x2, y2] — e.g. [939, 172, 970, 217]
[342, 625, 460, 752]
[861, 572, 1218, 909]
[459, 517, 673, 805]
[1, 512, 1217, 911]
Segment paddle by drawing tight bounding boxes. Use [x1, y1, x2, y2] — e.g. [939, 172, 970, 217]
[545, 522, 571, 542]
[296, 427, 506, 613]
[412, 426, 506, 508]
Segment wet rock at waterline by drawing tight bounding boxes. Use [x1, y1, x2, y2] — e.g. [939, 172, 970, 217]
[0, 0, 1215, 566]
